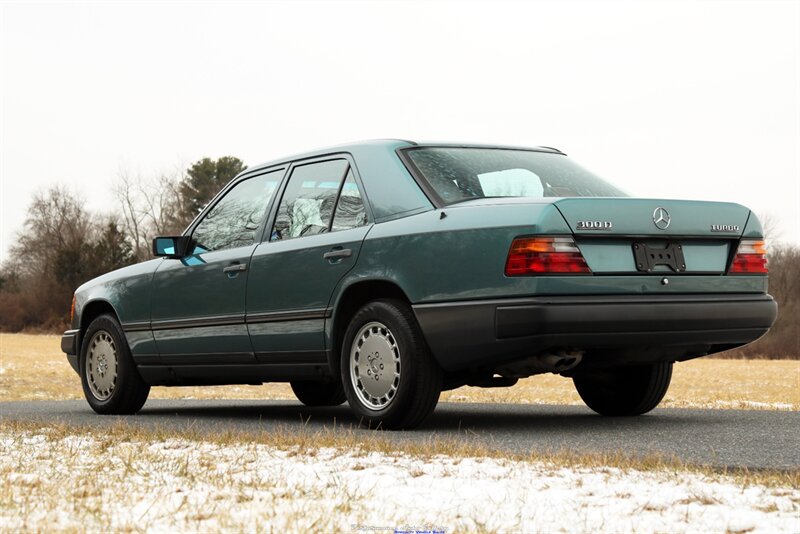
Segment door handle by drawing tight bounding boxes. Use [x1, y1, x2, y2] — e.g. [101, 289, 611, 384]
[222, 263, 247, 274]
[323, 248, 352, 260]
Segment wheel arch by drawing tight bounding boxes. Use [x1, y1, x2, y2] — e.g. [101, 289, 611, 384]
[327, 278, 411, 377]
[79, 299, 121, 339]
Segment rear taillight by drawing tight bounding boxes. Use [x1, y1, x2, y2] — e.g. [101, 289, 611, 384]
[729, 239, 768, 274]
[70, 294, 76, 323]
[505, 237, 591, 275]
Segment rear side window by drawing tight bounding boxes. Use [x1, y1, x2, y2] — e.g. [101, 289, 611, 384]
[331, 169, 367, 231]
[190, 170, 282, 253]
[271, 159, 349, 241]
[404, 147, 626, 205]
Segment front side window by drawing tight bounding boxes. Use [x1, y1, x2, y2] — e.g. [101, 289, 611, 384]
[191, 170, 282, 253]
[271, 159, 349, 241]
[404, 147, 627, 205]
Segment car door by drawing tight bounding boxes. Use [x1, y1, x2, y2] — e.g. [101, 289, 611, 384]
[246, 157, 372, 364]
[150, 168, 284, 363]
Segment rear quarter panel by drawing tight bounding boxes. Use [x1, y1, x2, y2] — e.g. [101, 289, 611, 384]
[346, 203, 768, 305]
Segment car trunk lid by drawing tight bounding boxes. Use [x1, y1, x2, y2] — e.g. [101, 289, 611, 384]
[552, 198, 751, 274]
[553, 198, 750, 237]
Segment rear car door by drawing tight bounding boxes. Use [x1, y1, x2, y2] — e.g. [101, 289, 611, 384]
[150, 169, 284, 363]
[246, 157, 372, 364]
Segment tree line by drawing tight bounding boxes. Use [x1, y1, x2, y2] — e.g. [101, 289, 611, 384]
[0, 156, 245, 330]
[0, 165, 796, 359]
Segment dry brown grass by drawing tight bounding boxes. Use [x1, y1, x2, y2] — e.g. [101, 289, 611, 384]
[2, 333, 798, 409]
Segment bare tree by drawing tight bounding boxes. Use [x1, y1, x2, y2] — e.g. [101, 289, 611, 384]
[114, 167, 186, 261]
[2, 187, 99, 329]
[9, 186, 94, 280]
[757, 212, 783, 245]
[114, 169, 147, 261]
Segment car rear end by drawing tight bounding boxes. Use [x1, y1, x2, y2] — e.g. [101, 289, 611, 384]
[397, 146, 777, 378]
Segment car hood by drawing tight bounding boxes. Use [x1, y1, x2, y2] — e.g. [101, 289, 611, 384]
[75, 258, 164, 294]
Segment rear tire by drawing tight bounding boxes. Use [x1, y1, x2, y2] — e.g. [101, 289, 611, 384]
[290, 380, 346, 406]
[80, 314, 150, 415]
[573, 362, 673, 416]
[341, 299, 442, 430]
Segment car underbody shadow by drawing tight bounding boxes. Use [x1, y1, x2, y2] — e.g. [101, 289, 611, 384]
[133, 399, 709, 434]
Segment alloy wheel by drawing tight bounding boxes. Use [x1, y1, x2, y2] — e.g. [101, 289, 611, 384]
[349, 321, 401, 410]
[85, 330, 119, 401]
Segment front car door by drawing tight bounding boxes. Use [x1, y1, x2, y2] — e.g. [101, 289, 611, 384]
[246, 157, 372, 364]
[150, 168, 284, 364]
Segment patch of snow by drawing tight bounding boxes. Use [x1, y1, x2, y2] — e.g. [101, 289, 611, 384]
[0, 431, 796, 533]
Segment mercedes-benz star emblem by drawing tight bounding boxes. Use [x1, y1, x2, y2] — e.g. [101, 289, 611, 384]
[653, 207, 670, 230]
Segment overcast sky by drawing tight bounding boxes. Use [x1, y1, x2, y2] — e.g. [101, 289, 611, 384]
[1, 0, 798, 263]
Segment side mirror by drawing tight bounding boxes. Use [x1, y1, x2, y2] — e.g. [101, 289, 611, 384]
[152, 236, 192, 258]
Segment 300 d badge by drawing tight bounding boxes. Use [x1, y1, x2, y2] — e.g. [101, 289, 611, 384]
[576, 220, 613, 230]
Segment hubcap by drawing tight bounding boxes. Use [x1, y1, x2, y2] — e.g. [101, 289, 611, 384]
[350, 321, 401, 410]
[86, 331, 118, 401]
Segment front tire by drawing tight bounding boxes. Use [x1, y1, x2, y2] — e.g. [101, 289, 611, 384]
[341, 299, 442, 430]
[290, 380, 346, 406]
[573, 362, 673, 416]
[80, 314, 150, 415]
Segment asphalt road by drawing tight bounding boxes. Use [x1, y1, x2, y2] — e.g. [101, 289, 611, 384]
[1, 400, 797, 471]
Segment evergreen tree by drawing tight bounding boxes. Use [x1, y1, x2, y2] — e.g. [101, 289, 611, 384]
[91, 220, 135, 274]
[178, 156, 246, 225]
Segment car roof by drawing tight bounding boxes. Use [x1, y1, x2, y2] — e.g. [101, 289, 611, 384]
[244, 139, 564, 174]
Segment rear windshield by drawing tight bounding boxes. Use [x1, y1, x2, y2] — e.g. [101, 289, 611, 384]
[404, 147, 626, 205]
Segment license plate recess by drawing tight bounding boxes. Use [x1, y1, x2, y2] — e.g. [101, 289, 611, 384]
[632, 242, 686, 272]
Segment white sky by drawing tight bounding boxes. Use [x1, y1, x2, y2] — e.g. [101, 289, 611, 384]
[1, 0, 798, 262]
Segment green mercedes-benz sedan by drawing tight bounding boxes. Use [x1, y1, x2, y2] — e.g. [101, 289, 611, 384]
[61, 140, 778, 429]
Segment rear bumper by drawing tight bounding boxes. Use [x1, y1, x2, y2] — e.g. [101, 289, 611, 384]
[412, 294, 777, 372]
[61, 329, 80, 374]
